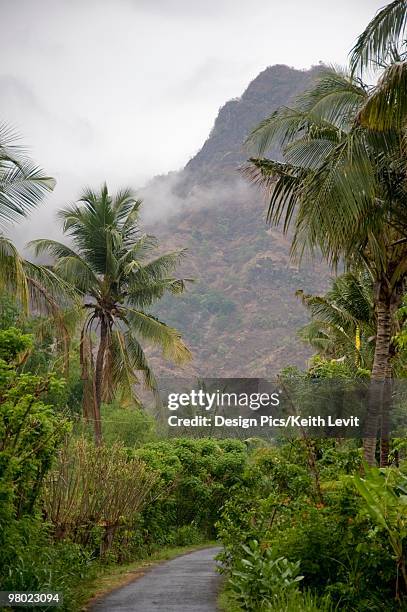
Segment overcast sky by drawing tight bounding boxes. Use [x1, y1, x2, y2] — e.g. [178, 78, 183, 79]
[1, 0, 385, 240]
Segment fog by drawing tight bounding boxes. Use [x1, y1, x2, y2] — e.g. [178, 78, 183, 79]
[140, 171, 255, 226]
[1, 0, 385, 247]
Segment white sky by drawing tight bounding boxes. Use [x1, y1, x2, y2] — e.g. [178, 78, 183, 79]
[1, 0, 385, 240]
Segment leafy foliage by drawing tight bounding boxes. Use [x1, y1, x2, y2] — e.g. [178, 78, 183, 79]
[350, 1, 407, 75]
[352, 466, 407, 598]
[297, 271, 375, 368]
[0, 328, 80, 608]
[0, 328, 69, 523]
[0, 123, 55, 228]
[0, 124, 56, 315]
[134, 438, 249, 545]
[229, 540, 303, 610]
[216, 440, 405, 610]
[42, 437, 159, 555]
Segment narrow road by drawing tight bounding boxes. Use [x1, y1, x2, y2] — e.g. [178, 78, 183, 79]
[90, 547, 222, 612]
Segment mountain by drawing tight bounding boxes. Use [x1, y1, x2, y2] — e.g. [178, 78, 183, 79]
[184, 64, 318, 178]
[145, 64, 330, 378]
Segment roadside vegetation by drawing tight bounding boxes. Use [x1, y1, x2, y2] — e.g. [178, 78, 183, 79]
[2, 1, 407, 611]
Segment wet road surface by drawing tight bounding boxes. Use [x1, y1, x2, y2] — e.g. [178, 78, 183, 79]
[90, 547, 222, 612]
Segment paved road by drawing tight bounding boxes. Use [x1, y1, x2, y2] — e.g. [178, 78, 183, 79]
[90, 547, 222, 612]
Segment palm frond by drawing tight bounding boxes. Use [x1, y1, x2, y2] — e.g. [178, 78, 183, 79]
[28, 238, 80, 260]
[128, 278, 187, 309]
[122, 199, 143, 234]
[24, 269, 78, 375]
[284, 138, 338, 170]
[350, 0, 407, 75]
[246, 107, 311, 156]
[118, 234, 159, 268]
[28, 238, 101, 295]
[126, 250, 186, 283]
[23, 261, 80, 308]
[125, 308, 191, 364]
[247, 68, 366, 156]
[292, 131, 378, 264]
[295, 67, 367, 127]
[0, 160, 55, 227]
[297, 271, 375, 366]
[244, 158, 305, 231]
[298, 320, 347, 356]
[0, 124, 55, 227]
[113, 188, 139, 219]
[357, 61, 407, 130]
[111, 329, 157, 393]
[0, 235, 29, 310]
[297, 292, 356, 329]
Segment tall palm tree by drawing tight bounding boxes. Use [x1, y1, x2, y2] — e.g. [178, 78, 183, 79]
[0, 123, 56, 309]
[297, 271, 375, 369]
[30, 185, 191, 444]
[245, 67, 407, 465]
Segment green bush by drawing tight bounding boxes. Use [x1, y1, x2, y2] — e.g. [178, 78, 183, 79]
[101, 402, 157, 447]
[42, 436, 159, 557]
[172, 524, 204, 547]
[0, 329, 70, 525]
[216, 441, 403, 611]
[229, 540, 303, 610]
[1, 523, 94, 611]
[135, 438, 249, 544]
[0, 327, 90, 610]
[219, 586, 335, 612]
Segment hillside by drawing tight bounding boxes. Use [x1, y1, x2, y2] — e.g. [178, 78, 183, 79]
[146, 64, 330, 377]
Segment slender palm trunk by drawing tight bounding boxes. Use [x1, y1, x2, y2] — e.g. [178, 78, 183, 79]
[363, 298, 392, 466]
[93, 317, 108, 445]
[380, 364, 392, 467]
[80, 330, 94, 423]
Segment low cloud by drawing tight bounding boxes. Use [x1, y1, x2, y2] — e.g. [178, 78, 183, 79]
[140, 169, 255, 227]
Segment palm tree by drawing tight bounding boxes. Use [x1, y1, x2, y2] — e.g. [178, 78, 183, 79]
[297, 271, 375, 369]
[30, 185, 191, 444]
[245, 67, 407, 465]
[0, 123, 56, 309]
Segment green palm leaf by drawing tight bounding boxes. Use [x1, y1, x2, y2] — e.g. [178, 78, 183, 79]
[0, 124, 55, 228]
[358, 61, 407, 131]
[125, 308, 191, 364]
[350, 0, 407, 75]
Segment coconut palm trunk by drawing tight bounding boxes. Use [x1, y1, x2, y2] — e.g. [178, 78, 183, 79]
[380, 374, 392, 467]
[363, 296, 392, 465]
[372, 298, 393, 379]
[364, 281, 404, 466]
[93, 317, 108, 445]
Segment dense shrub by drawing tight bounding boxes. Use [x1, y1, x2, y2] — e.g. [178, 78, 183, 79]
[0, 328, 69, 527]
[229, 540, 303, 610]
[0, 328, 86, 609]
[43, 437, 159, 556]
[100, 402, 157, 447]
[1, 522, 94, 611]
[134, 438, 249, 545]
[216, 440, 405, 611]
